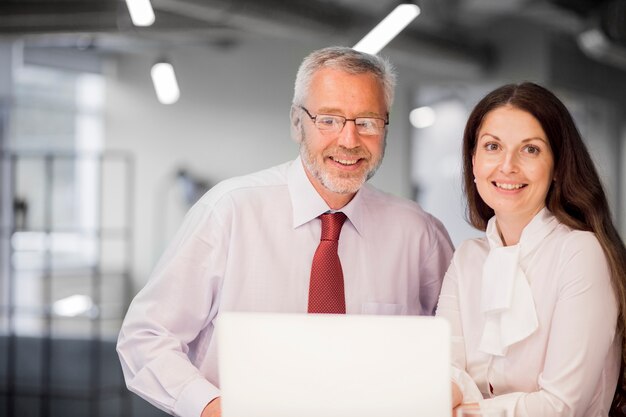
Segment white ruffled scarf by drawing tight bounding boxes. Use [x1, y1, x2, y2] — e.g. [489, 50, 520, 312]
[479, 208, 559, 357]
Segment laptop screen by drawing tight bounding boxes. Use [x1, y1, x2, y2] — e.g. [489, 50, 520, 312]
[217, 312, 451, 417]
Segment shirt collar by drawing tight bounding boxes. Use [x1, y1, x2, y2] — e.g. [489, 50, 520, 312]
[479, 207, 559, 356]
[287, 156, 365, 235]
[486, 207, 559, 256]
[479, 208, 557, 357]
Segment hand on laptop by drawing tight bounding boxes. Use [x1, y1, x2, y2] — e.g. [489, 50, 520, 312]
[201, 397, 221, 417]
[452, 382, 480, 416]
[452, 382, 462, 409]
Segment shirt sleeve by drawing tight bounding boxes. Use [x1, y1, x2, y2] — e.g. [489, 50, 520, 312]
[117, 197, 230, 417]
[419, 214, 454, 315]
[436, 253, 484, 403]
[504, 233, 619, 417]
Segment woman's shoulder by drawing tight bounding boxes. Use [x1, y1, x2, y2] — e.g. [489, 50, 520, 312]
[543, 225, 610, 286]
[452, 236, 490, 262]
[458, 235, 489, 250]
[550, 223, 603, 256]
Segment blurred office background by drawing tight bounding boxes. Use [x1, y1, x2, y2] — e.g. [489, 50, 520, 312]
[0, 0, 625, 416]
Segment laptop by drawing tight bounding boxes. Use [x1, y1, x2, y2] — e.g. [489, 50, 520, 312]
[216, 312, 451, 417]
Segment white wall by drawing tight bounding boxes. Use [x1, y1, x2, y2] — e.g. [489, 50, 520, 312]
[104, 37, 421, 288]
[104, 30, 626, 292]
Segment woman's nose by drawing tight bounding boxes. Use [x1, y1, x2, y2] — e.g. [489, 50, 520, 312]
[499, 151, 519, 174]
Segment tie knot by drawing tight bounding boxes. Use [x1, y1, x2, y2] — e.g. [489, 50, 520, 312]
[319, 212, 347, 241]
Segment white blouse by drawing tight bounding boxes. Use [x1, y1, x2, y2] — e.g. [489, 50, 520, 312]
[437, 208, 620, 417]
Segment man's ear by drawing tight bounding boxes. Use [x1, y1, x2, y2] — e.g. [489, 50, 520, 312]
[290, 106, 303, 143]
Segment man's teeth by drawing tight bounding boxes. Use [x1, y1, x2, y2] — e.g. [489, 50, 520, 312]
[333, 157, 358, 165]
[495, 182, 525, 190]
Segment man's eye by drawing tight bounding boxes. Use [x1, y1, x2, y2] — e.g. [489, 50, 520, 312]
[317, 117, 338, 126]
[356, 119, 375, 129]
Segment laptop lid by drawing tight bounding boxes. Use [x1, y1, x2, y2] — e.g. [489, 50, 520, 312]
[216, 312, 451, 417]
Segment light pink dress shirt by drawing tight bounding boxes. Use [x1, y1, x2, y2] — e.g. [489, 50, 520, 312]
[437, 208, 620, 417]
[117, 157, 454, 417]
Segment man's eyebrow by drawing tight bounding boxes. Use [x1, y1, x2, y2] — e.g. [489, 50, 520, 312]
[316, 107, 385, 118]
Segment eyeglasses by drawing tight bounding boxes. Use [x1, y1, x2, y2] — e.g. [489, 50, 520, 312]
[299, 106, 389, 136]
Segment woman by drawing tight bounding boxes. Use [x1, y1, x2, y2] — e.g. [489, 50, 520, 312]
[437, 82, 626, 417]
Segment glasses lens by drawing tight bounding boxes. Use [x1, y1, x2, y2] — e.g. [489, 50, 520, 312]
[315, 115, 343, 132]
[355, 118, 385, 135]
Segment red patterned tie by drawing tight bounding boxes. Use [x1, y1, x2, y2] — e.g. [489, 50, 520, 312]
[308, 212, 348, 314]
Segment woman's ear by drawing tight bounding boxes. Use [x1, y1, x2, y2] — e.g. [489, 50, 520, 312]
[471, 154, 476, 178]
[290, 106, 303, 143]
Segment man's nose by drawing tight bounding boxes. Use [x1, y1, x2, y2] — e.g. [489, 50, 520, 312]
[336, 120, 361, 148]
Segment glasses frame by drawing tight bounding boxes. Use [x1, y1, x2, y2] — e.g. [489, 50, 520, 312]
[299, 106, 389, 136]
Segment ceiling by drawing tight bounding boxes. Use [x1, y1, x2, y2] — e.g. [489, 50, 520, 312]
[0, 0, 624, 74]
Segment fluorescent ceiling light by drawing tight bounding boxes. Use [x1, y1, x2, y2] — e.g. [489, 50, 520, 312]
[151, 62, 180, 105]
[410, 106, 436, 128]
[125, 0, 155, 27]
[353, 4, 421, 55]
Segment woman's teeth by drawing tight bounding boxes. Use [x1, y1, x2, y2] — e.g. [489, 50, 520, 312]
[495, 182, 525, 190]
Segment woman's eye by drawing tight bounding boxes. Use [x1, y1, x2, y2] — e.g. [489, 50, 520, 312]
[484, 143, 499, 151]
[524, 145, 540, 155]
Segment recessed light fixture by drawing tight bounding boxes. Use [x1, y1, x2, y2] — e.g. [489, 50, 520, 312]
[151, 61, 180, 105]
[52, 294, 94, 317]
[410, 106, 436, 129]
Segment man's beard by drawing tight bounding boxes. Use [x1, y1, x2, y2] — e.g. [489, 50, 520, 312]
[299, 128, 386, 195]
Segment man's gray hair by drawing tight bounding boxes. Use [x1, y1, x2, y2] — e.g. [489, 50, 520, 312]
[292, 46, 397, 112]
